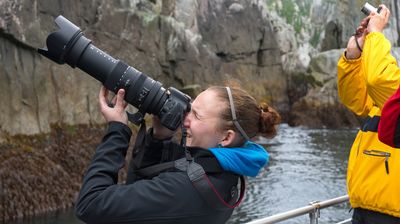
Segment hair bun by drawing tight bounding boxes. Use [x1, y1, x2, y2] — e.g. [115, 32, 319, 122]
[258, 102, 281, 138]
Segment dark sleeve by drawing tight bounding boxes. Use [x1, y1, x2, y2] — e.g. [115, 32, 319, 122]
[74, 121, 132, 222]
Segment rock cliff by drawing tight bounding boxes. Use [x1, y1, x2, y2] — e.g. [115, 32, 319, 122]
[1, 0, 399, 137]
[0, 0, 288, 139]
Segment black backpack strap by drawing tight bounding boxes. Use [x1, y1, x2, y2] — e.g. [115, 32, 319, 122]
[187, 161, 245, 210]
[134, 156, 222, 177]
[134, 157, 246, 210]
[133, 158, 189, 178]
[195, 157, 223, 173]
[133, 161, 175, 177]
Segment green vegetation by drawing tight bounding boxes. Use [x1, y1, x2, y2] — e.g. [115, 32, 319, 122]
[281, 0, 296, 24]
[138, 11, 159, 27]
[292, 72, 323, 88]
[310, 28, 322, 48]
[298, 1, 311, 16]
[265, 0, 312, 34]
[293, 17, 302, 34]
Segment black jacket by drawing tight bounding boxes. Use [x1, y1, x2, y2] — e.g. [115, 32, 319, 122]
[75, 122, 239, 224]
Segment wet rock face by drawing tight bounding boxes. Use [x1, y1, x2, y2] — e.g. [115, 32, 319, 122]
[0, 0, 287, 138]
[1, 0, 400, 134]
[1, 0, 399, 135]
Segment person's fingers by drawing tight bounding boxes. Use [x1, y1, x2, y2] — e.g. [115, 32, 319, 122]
[99, 86, 109, 107]
[384, 14, 390, 24]
[376, 5, 389, 22]
[356, 26, 365, 35]
[383, 7, 390, 23]
[368, 12, 375, 20]
[360, 17, 369, 27]
[115, 89, 127, 109]
[379, 4, 388, 13]
[111, 95, 117, 105]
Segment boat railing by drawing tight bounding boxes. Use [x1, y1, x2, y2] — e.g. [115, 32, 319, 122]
[246, 195, 351, 224]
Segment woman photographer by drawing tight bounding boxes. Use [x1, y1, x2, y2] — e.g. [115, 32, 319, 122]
[74, 83, 280, 223]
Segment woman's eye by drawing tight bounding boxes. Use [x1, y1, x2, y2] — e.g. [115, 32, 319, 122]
[193, 111, 200, 120]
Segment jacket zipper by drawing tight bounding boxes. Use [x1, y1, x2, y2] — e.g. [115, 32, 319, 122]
[363, 149, 391, 174]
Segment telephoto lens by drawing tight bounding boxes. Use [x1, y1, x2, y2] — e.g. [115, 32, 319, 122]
[361, 2, 382, 16]
[38, 15, 191, 130]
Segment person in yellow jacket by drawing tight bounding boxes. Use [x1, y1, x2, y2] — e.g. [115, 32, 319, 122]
[337, 4, 400, 223]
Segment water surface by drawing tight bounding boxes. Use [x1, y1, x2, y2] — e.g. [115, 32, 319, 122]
[229, 124, 356, 223]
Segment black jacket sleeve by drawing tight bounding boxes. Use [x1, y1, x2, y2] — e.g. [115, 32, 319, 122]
[75, 121, 132, 222]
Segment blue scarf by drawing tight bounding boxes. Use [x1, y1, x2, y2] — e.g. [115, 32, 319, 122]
[209, 141, 269, 177]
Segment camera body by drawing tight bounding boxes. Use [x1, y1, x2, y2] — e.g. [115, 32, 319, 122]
[361, 2, 382, 16]
[38, 15, 191, 130]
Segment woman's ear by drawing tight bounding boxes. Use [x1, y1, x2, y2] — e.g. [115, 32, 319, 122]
[220, 129, 238, 147]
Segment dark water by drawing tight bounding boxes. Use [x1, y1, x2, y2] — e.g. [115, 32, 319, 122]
[228, 124, 356, 223]
[7, 124, 357, 224]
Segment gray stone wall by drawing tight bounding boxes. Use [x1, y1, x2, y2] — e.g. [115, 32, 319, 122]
[0, 0, 289, 138]
[1, 0, 399, 136]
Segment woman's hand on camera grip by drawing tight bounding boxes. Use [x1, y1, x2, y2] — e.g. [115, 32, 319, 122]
[99, 86, 128, 125]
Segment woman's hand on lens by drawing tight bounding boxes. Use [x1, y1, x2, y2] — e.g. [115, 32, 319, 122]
[152, 116, 176, 140]
[99, 86, 128, 125]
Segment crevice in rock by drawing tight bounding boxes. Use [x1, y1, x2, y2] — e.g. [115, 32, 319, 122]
[215, 51, 256, 63]
[257, 28, 265, 67]
[86, 94, 92, 126]
[0, 30, 35, 51]
[168, 60, 185, 86]
[32, 53, 42, 133]
[49, 66, 62, 123]
[215, 51, 228, 60]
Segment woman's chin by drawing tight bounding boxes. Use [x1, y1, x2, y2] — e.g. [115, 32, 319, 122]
[186, 139, 193, 147]
[186, 141, 201, 148]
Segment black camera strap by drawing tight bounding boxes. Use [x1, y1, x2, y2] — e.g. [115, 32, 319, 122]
[187, 163, 246, 210]
[125, 120, 147, 183]
[126, 111, 145, 126]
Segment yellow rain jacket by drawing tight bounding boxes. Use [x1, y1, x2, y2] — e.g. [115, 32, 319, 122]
[337, 32, 400, 217]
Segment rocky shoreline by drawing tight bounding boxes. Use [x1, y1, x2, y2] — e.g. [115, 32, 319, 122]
[0, 124, 135, 222]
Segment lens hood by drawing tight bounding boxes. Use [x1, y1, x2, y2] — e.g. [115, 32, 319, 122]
[38, 15, 191, 130]
[38, 15, 82, 64]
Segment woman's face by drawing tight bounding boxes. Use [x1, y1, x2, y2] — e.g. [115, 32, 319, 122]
[183, 89, 226, 149]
